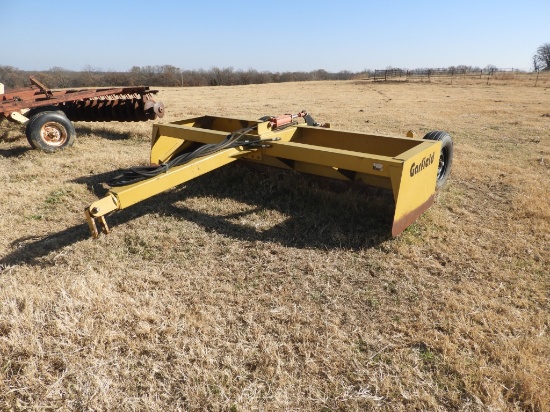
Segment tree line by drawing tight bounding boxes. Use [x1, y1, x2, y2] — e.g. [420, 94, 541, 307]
[0, 65, 364, 89]
[2, 47, 547, 91]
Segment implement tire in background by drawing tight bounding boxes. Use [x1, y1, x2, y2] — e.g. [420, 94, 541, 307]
[25, 111, 76, 152]
[25, 105, 65, 119]
[423, 130, 453, 189]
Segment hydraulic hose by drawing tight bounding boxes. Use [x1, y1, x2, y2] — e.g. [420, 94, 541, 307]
[108, 125, 262, 187]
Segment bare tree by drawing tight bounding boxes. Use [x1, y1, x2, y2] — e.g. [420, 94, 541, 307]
[534, 43, 550, 71]
[48, 66, 73, 88]
[533, 55, 540, 72]
[485, 64, 498, 75]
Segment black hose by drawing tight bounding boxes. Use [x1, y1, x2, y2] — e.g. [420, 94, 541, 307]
[108, 125, 259, 187]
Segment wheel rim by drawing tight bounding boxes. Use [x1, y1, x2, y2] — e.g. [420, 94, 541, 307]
[40, 122, 68, 147]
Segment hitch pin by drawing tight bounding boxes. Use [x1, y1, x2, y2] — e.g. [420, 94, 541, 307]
[84, 208, 110, 238]
[84, 194, 118, 237]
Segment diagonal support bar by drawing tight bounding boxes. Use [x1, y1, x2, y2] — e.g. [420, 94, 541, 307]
[84, 146, 251, 237]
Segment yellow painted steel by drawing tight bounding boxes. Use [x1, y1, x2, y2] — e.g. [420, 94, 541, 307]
[112, 147, 246, 210]
[389, 141, 441, 235]
[85, 115, 442, 238]
[85, 146, 249, 236]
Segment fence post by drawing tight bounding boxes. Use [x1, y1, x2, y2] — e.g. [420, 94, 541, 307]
[535, 70, 539, 87]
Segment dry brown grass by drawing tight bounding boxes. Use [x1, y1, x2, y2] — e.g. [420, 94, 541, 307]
[1, 78, 549, 411]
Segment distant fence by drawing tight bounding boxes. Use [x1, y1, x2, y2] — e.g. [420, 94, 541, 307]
[373, 67, 524, 83]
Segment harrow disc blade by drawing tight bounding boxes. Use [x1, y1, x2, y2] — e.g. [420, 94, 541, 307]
[60, 96, 164, 122]
[154, 101, 165, 118]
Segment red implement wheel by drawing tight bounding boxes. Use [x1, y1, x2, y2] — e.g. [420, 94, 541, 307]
[26, 111, 76, 151]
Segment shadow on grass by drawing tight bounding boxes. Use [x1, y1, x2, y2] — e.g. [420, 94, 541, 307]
[3, 226, 90, 266]
[0, 146, 31, 158]
[74, 124, 134, 141]
[1, 163, 394, 266]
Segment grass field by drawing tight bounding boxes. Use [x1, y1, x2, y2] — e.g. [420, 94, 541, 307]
[1, 78, 549, 411]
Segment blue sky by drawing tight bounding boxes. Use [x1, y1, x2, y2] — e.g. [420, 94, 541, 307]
[2, 0, 548, 72]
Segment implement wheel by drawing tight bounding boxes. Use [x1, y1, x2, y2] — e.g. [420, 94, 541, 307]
[423, 130, 453, 189]
[26, 111, 76, 152]
[25, 105, 65, 119]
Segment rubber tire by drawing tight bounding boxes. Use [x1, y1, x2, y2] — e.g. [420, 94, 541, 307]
[25, 111, 76, 152]
[423, 130, 453, 189]
[25, 105, 65, 119]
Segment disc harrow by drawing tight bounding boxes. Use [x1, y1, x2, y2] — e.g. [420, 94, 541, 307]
[0, 76, 165, 151]
[59, 93, 164, 122]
